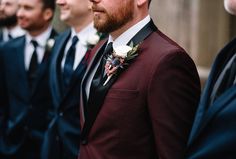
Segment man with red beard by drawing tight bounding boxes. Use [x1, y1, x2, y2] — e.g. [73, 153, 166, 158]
[0, 0, 57, 158]
[79, 0, 200, 159]
[0, 0, 24, 42]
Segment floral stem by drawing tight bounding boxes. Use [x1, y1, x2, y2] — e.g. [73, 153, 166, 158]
[103, 75, 113, 86]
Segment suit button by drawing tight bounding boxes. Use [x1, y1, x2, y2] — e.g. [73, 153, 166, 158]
[24, 126, 29, 131]
[59, 112, 63, 116]
[81, 139, 88, 145]
[56, 135, 60, 141]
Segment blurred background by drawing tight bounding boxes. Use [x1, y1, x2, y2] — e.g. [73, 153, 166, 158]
[51, 0, 236, 87]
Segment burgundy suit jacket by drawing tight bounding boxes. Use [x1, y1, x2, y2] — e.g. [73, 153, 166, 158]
[79, 22, 200, 159]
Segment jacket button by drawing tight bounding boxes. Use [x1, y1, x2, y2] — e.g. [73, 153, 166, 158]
[56, 135, 60, 141]
[59, 112, 63, 116]
[81, 139, 88, 145]
[24, 126, 29, 131]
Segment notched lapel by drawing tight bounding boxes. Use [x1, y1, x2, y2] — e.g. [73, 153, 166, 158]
[50, 30, 70, 104]
[15, 37, 31, 98]
[31, 29, 58, 96]
[189, 84, 236, 146]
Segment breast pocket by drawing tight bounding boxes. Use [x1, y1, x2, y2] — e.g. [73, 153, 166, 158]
[106, 88, 139, 99]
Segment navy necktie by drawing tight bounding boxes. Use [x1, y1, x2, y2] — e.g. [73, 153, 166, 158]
[63, 35, 79, 88]
[28, 40, 39, 89]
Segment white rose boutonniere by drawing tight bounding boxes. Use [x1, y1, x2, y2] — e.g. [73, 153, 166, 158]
[87, 33, 100, 46]
[45, 38, 55, 51]
[103, 42, 140, 86]
[85, 32, 102, 49]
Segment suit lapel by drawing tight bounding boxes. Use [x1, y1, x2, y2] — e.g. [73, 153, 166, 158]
[50, 30, 70, 106]
[81, 20, 157, 139]
[80, 41, 107, 124]
[188, 38, 236, 146]
[14, 37, 31, 99]
[0, 30, 3, 42]
[31, 29, 58, 96]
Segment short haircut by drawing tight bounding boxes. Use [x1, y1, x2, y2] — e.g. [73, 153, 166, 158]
[41, 0, 56, 11]
[148, 0, 152, 6]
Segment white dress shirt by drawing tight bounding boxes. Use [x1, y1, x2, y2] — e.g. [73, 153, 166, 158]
[85, 15, 151, 98]
[61, 23, 97, 71]
[24, 26, 53, 70]
[2, 26, 25, 42]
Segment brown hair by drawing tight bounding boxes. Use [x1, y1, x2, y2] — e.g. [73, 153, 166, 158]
[42, 0, 56, 11]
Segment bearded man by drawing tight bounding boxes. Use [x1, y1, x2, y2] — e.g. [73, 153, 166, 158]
[0, 0, 24, 42]
[78, 0, 201, 159]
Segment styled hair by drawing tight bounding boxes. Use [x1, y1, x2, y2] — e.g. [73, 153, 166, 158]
[148, 0, 152, 7]
[42, 0, 56, 11]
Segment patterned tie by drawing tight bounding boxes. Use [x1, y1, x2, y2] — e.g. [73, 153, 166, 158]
[28, 40, 39, 89]
[63, 35, 79, 88]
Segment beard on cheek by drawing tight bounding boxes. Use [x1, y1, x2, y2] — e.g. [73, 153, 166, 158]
[0, 14, 18, 27]
[94, 4, 133, 33]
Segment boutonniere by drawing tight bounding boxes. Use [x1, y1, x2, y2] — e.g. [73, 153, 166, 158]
[85, 32, 102, 49]
[45, 38, 55, 52]
[103, 42, 140, 86]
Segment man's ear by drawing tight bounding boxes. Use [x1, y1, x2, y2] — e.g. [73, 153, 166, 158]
[43, 8, 54, 21]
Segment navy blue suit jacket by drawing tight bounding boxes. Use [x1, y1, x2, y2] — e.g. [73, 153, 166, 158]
[0, 30, 3, 42]
[0, 30, 57, 158]
[41, 29, 90, 159]
[187, 37, 236, 159]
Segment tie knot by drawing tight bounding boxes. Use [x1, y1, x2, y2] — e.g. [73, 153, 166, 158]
[72, 36, 79, 46]
[8, 33, 12, 40]
[31, 40, 38, 49]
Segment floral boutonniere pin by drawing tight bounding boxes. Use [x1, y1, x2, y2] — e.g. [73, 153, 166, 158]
[103, 42, 140, 86]
[45, 38, 55, 52]
[85, 32, 102, 49]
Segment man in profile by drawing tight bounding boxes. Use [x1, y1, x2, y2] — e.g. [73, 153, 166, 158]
[78, 0, 200, 158]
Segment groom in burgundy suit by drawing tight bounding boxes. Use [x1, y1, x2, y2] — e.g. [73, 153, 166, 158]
[79, 0, 201, 158]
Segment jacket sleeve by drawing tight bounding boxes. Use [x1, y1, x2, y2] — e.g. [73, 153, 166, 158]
[0, 45, 9, 135]
[147, 50, 201, 159]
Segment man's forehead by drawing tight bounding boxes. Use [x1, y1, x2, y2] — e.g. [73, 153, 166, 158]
[1, 0, 18, 4]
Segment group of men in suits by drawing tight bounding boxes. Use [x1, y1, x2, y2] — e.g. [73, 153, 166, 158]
[0, 0, 57, 158]
[0, 0, 236, 158]
[0, 0, 25, 42]
[0, 0, 104, 158]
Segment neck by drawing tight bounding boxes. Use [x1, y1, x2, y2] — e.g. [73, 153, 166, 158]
[28, 23, 50, 37]
[110, 13, 148, 40]
[71, 14, 93, 33]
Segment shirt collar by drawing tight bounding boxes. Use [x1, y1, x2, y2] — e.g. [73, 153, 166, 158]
[107, 15, 151, 48]
[71, 22, 97, 45]
[25, 25, 53, 48]
[2, 26, 25, 38]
